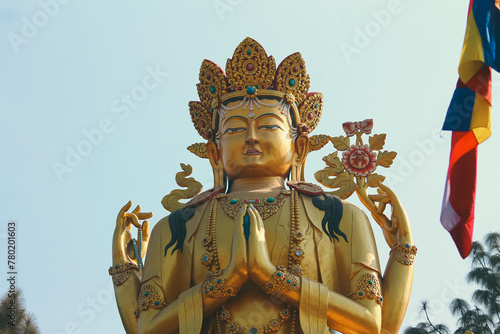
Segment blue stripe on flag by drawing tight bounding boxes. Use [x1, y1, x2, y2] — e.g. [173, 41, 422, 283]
[443, 87, 476, 131]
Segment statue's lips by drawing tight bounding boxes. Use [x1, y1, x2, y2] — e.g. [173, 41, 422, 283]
[244, 149, 262, 155]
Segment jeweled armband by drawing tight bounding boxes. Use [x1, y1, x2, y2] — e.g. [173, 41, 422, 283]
[108, 262, 139, 286]
[390, 242, 418, 265]
[135, 283, 167, 318]
[263, 265, 298, 294]
[202, 271, 237, 299]
[348, 273, 383, 306]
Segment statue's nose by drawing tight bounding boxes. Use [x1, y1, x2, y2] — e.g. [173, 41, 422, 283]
[245, 125, 259, 145]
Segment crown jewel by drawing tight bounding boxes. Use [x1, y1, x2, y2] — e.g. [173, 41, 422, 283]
[189, 37, 323, 140]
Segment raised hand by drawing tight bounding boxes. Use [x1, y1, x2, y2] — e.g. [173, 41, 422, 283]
[221, 204, 249, 289]
[112, 201, 152, 265]
[246, 204, 275, 286]
[356, 182, 411, 247]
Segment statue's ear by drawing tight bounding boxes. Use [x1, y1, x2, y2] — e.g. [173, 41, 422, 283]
[291, 134, 309, 181]
[207, 141, 221, 167]
[207, 141, 224, 187]
[294, 134, 309, 165]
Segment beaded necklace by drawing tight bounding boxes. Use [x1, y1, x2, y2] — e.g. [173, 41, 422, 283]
[201, 190, 303, 334]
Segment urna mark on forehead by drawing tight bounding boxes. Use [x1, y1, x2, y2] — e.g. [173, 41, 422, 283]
[219, 97, 294, 133]
[222, 111, 287, 126]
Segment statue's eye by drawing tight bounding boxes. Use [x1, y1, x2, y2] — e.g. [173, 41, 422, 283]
[224, 127, 246, 134]
[259, 125, 282, 131]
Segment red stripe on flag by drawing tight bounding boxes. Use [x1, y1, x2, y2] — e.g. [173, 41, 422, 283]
[448, 131, 478, 170]
[447, 131, 477, 258]
[466, 64, 492, 103]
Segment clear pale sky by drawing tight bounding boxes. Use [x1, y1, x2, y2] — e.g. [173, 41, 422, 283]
[1, 0, 499, 333]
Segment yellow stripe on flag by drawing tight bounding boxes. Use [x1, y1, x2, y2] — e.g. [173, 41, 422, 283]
[470, 94, 492, 143]
[459, 12, 486, 83]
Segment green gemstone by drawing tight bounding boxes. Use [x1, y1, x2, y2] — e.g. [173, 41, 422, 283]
[288, 78, 296, 87]
[230, 199, 237, 204]
[144, 291, 149, 296]
[247, 49, 251, 55]
[277, 272, 282, 277]
[210, 286, 214, 290]
[368, 280, 373, 285]
[210, 86, 216, 94]
[359, 292, 363, 296]
[287, 279, 291, 283]
[267, 197, 275, 203]
[217, 279, 221, 283]
[155, 301, 159, 305]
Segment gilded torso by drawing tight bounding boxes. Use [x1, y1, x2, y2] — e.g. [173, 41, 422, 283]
[142, 190, 381, 334]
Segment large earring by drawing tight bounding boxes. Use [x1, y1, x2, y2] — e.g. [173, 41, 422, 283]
[212, 164, 224, 188]
[291, 135, 309, 181]
[207, 141, 224, 188]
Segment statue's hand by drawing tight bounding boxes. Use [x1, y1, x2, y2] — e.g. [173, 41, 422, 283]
[246, 204, 275, 286]
[222, 204, 249, 290]
[112, 201, 152, 265]
[356, 182, 411, 247]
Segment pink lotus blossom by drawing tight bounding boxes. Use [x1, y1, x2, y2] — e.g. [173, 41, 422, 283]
[342, 144, 377, 177]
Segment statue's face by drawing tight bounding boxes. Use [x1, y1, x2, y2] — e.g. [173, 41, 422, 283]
[219, 99, 296, 180]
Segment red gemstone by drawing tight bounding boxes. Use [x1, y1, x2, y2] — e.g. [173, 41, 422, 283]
[244, 200, 248, 203]
[204, 132, 210, 138]
[200, 120, 205, 127]
[307, 112, 314, 119]
[302, 125, 309, 132]
[293, 66, 298, 72]
[206, 73, 211, 80]
[237, 86, 242, 91]
[255, 199, 260, 202]
[262, 84, 267, 89]
[246, 63, 254, 71]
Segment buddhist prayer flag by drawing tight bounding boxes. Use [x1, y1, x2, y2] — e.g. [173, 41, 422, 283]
[441, 0, 499, 258]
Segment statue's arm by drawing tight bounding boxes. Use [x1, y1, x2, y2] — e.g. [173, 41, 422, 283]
[356, 182, 414, 334]
[111, 202, 151, 334]
[111, 255, 141, 334]
[379, 215, 413, 333]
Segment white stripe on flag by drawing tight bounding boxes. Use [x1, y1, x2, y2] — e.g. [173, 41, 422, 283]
[440, 175, 461, 232]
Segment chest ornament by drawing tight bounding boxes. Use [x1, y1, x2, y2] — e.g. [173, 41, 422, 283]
[219, 190, 291, 220]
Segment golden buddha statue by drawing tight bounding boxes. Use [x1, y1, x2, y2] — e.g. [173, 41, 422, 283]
[110, 38, 415, 334]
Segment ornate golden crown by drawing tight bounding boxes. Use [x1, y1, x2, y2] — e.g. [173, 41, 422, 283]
[189, 37, 323, 141]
